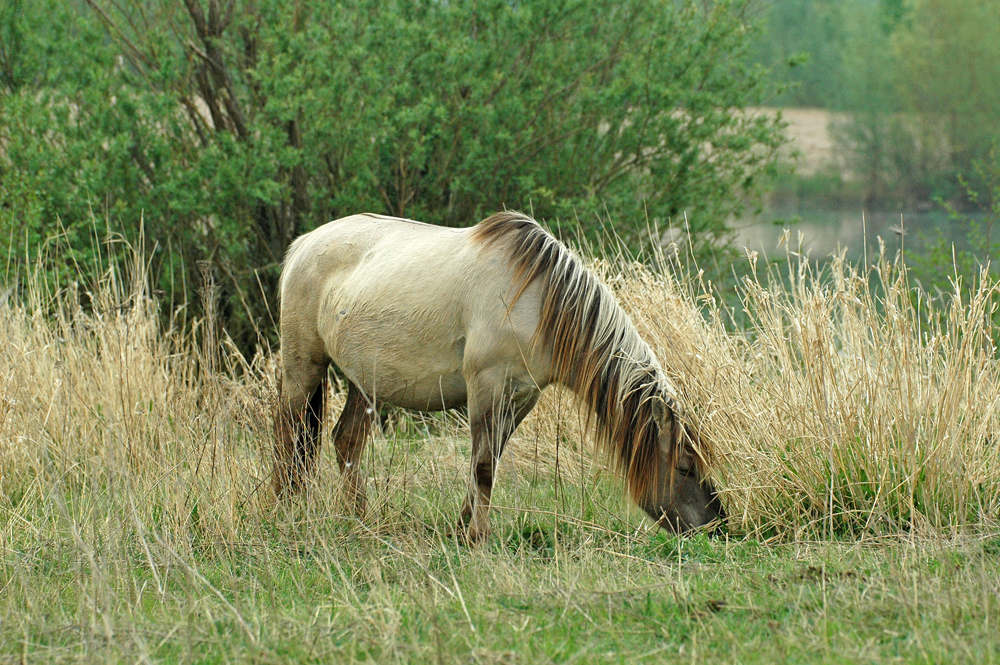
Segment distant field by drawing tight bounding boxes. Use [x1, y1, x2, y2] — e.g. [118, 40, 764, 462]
[748, 107, 850, 177]
[2, 241, 998, 663]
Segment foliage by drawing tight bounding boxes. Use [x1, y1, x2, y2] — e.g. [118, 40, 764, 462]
[890, 0, 1000, 202]
[825, 1, 915, 208]
[0, 0, 785, 346]
[836, 0, 1000, 207]
[749, 0, 908, 111]
[753, 0, 1000, 211]
[748, 0, 850, 108]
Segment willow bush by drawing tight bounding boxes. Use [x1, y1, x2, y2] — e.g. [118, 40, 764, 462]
[0, 0, 785, 347]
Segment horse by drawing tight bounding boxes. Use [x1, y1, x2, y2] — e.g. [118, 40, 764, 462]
[273, 211, 725, 541]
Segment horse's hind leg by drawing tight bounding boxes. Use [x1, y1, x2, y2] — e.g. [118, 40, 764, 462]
[332, 382, 376, 515]
[274, 358, 328, 497]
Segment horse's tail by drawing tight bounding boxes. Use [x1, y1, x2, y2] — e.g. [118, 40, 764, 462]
[277, 232, 312, 304]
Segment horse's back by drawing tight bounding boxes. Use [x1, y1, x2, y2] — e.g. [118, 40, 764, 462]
[282, 213, 460, 287]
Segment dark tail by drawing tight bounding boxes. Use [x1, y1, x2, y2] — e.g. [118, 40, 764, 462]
[273, 374, 328, 496]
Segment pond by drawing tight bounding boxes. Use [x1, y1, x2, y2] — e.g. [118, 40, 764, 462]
[730, 207, 992, 265]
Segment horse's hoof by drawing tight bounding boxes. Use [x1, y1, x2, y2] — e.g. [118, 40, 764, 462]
[463, 525, 490, 545]
[349, 498, 367, 519]
[446, 521, 489, 545]
[458, 504, 472, 525]
[448, 507, 471, 536]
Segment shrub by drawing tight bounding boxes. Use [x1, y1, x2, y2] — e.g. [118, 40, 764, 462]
[1, 0, 785, 346]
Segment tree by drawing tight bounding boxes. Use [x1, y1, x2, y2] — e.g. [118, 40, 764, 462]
[826, 0, 1000, 207]
[828, 0, 905, 207]
[748, 0, 851, 108]
[1, 0, 786, 347]
[891, 0, 1000, 201]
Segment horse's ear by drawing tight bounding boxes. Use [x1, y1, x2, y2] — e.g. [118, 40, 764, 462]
[651, 397, 681, 456]
[651, 397, 667, 424]
[651, 397, 680, 434]
[651, 396, 675, 426]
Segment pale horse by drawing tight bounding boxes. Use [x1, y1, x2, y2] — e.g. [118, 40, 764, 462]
[273, 211, 725, 541]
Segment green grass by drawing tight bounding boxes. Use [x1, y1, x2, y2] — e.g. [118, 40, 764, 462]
[3, 459, 999, 664]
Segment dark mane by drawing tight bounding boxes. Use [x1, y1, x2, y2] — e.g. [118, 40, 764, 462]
[472, 211, 687, 502]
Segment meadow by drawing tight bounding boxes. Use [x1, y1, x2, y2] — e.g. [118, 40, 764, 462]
[1, 233, 998, 663]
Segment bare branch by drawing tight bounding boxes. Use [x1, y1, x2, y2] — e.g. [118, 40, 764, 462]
[83, 0, 153, 73]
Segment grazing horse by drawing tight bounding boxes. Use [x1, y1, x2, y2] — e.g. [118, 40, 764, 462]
[274, 211, 724, 540]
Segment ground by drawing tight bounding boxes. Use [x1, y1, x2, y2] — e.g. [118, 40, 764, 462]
[749, 106, 850, 177]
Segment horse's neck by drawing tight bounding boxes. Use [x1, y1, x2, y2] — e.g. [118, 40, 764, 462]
[558, 328, 666, 418]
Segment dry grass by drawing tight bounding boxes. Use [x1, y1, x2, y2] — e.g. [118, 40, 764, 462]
[2, 234, 998, 544]
[632, 238, 998, 536]
[1, 232, 999, 662]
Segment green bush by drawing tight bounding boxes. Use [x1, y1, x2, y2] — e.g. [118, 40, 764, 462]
[1, 0, 785, 346]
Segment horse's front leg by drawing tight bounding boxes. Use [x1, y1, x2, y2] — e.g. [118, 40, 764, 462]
[462, 375, 539, 543]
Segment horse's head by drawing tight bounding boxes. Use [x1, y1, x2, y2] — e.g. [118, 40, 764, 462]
[641, 400, 726, 534]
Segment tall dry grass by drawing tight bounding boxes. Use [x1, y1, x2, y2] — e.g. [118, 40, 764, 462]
[1, 232, 997, 547]
[0, 247, 269, 551]
[607, 236, 1000, 536]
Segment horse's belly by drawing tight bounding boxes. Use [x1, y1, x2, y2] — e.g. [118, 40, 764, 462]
[374, 371, 468, 411]
[325, 312, 469, 411]
[338, 360, 468, 411]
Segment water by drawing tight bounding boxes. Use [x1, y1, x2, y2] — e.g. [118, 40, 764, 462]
[729, 208, 982, 264]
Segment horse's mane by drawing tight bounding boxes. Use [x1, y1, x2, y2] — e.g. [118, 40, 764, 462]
[472, 211, 685, 503]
